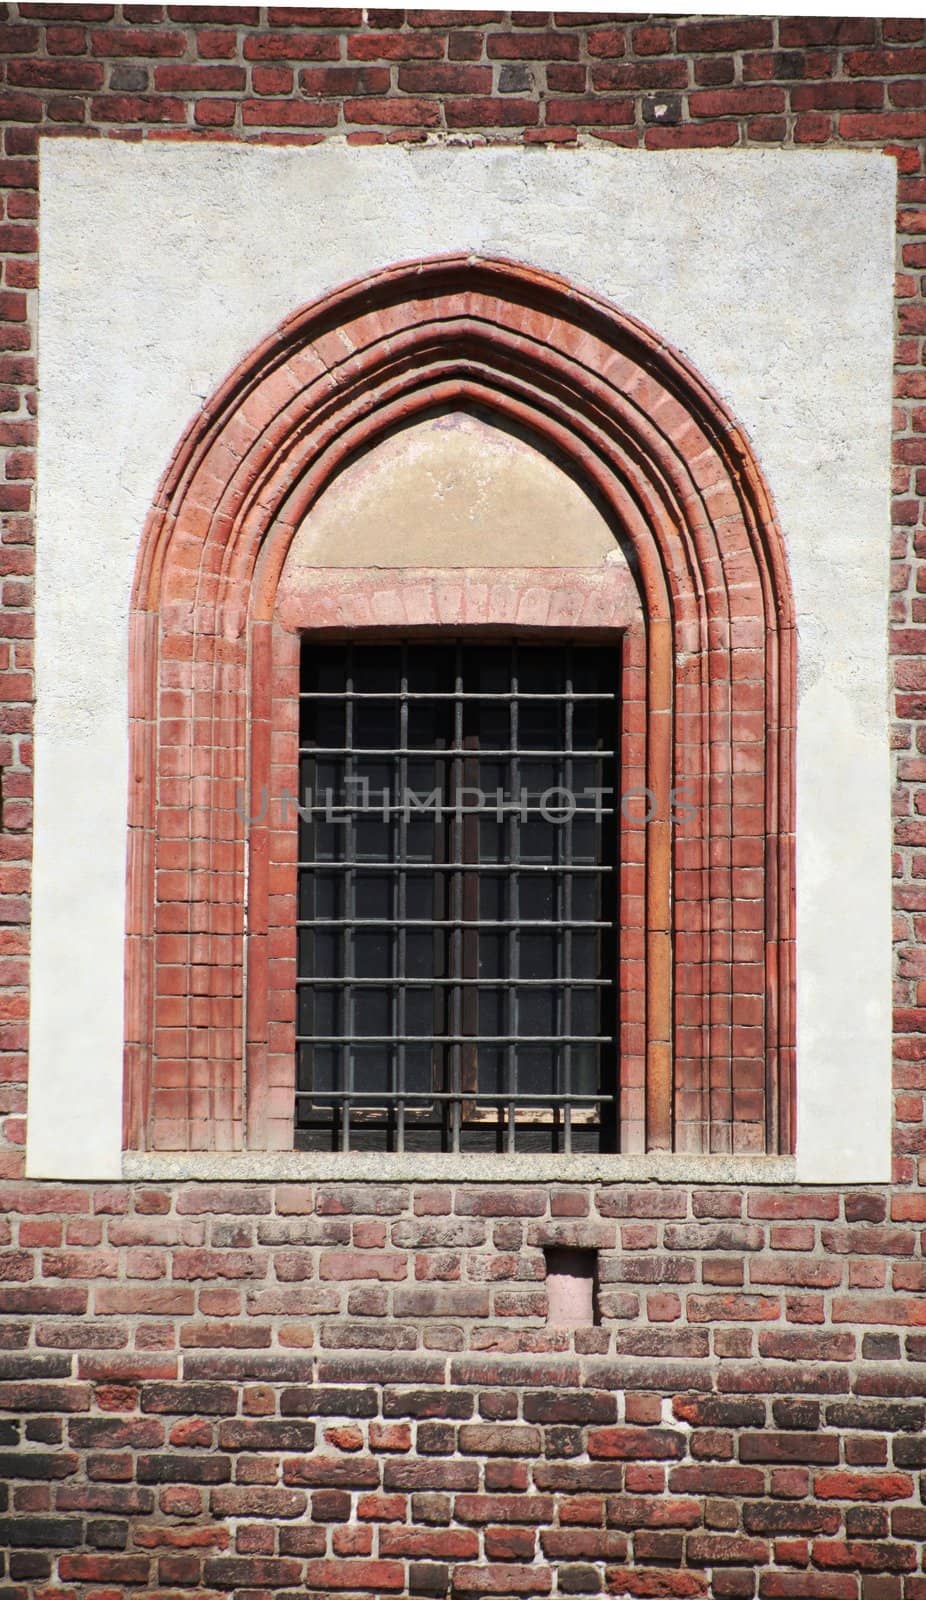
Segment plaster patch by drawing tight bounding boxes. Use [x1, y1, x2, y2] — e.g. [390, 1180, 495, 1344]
[287, 410, 622, 569]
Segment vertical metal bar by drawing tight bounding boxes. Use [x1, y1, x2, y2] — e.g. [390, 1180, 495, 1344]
[563, 646, 574, 1156]
[342, 643, 354, 1154]
[604, 650, 620, 1156]
[396, 643, 408, 1154]
[432, 665, 447, 1150]
[507, 643, 519, 1155]
[461, 707, 480, 1119]
[298, 647, 310, 1141]
[450, 642, 463, 1154]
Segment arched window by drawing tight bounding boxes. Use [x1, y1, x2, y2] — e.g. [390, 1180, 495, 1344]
[125, 256, 795, 1159]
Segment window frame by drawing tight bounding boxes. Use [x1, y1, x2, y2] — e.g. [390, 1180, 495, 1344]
[121, 257, 796, 1162]
[292, 635, 623, 1156]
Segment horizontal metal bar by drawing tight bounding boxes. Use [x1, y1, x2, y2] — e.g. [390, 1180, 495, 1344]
[298, 861, 612, 874]
[299, 691, 616, 702]
[294, 1090, 611, 1104]
[298, 805, 615, 817]
[300, 746, 615, 758]
[297, 918, 612, 929]
[296, 976, 609, 987]
[297, 1034, 610, 1044]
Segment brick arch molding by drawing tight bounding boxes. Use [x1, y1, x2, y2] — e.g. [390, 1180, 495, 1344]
[125, 254, 796, 1159]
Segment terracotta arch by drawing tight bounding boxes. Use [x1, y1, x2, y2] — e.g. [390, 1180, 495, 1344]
[125, 254, 795, 1158]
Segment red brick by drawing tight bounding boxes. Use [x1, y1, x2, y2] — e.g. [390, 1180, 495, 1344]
[778, 17, 876, 46]
[634, 25, 673, 55]
[790, 81, 884, 111]
[488, 32, 580, 60]
[599, 1571, 706, 1598]
[0, 23, 41, 51]
[588, 1427, 686, 1460]
[343, 96, 440, 126]
[89, 27, 186, 55]
[196, 28, 237, 59]
[593, 61, 687, 92]
[445, 97, 539, 127]
[587, 27, 626, 58]
[452, 1563, 554, 1594]
[153, 64, 246, 92]
[268, 7, 362, 22]
[842, 110, 926, 138]
[815, 1472, 915, 1501]
[193, 98, 236, 127]
[678, 19, 773, 51]
[45, 24, 86, 53]
[8, 61, 104, 89]
[302, 1558, 404, 1589]
[644, 122, 739, 149]
[59, 1556, 151, 1582]
[348, 31, 444, 60]
[437, 27, 478, 58]
[380, 1525, 479, 1557]
[243, 31, 340, 60]
[406, 8, 500, 21]
[248, 64, 292, 95]
[90, 94, 187, 122]
[846, 48, 926, 77]
[689, 86, 786, 117]
[545, 96, 634, 126]
[298, 65, 389, 95]
[397, 63, 491, 92]
[241, 99, 338, 127]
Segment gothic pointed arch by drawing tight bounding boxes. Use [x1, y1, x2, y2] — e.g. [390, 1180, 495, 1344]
[125, 254, 795, 1157]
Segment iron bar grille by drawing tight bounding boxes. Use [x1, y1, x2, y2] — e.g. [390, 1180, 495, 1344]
[294, 640, 619, 1153]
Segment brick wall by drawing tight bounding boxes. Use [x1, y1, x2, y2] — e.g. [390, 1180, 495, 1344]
[2, 8, 926, 1597]
[4, 8, 926, 1173]
[3, 1177, 926, 1599]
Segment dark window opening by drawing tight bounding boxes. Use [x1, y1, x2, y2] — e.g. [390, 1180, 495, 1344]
[294, 639, 620, 1154]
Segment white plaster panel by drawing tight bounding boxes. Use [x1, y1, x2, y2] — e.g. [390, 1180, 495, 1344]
[30, 140, 895, 1181]
[29, 739, 126, 1178]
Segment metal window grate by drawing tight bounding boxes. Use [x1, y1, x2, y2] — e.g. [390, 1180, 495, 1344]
[294, 640, 619, 1154]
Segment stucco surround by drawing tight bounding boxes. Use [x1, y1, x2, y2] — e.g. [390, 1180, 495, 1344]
[29, 140, 895, 1181]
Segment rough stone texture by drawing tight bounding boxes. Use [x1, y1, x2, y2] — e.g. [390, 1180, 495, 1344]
[1, 11, 926, 1597]
[124, 1152, 800, 1184]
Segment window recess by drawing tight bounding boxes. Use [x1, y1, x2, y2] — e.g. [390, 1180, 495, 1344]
[295, 639, 620, 1154]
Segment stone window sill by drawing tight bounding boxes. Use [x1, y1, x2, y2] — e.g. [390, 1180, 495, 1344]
[123, 1151, 800, 1185]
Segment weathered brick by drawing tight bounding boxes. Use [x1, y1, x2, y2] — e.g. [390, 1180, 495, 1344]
[588, 1427, 686, 1461]
[137, 1452, 232, 1484]
[0, 1383, 90, 1413]
[283, 1455, 381, 1488]
[814, 1472, 915, 1502]
[140, 1382, 238, 1415]
[280, 1386, 378, 1416]
[0, 1517, 82, 1547]
[216, 1419, 316, 1450]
